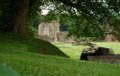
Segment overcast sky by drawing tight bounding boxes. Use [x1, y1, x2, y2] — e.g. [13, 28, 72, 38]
[41, 9, 49, 15]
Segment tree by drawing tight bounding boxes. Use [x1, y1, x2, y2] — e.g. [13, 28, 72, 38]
[12, 0, 30, 34]
[0, 0, 42, 34]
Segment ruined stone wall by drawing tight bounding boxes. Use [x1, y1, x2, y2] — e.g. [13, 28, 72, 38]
[38, 20, 60, 41]
[57, 32, 68, 42]
[104, 34, 118, 42]
[38, 20, 74, 42]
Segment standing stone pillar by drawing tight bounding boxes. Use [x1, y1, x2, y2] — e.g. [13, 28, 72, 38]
[38, 22, 45, 36]
[52, 20, 60, 42]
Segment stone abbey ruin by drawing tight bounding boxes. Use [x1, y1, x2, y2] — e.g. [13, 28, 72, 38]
[38, 20, 71, 42]
[38, 20, 118, 42]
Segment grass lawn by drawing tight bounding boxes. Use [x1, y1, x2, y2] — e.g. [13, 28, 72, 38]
[1, 51, 120, 76]
[53, 42, 120, 60]
[0, 33, 120, 76]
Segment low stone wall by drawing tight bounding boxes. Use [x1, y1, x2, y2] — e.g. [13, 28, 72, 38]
[38, 35, 54, 41]
[88, 55, 120, 64]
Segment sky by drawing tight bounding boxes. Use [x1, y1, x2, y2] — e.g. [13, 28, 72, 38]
[41, 9, 49, 15]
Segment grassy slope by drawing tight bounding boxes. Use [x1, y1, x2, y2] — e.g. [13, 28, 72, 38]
[0, 33, 120, 76]
[0, 33, 68, 57]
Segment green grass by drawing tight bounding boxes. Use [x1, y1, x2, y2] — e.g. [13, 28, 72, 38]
[0, 33, 120, 76]
[1, 52, 120, 76]
[96, 42, 120, 54]
[53, 42, 120, 60]
[52, 42, 85, 59]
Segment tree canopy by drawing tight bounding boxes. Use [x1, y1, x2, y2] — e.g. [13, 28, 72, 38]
[0, 0, 120, 40]
[39, 0, 120, 40]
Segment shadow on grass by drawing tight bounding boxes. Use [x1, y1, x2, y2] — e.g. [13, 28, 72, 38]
[35, 39, 69, 57]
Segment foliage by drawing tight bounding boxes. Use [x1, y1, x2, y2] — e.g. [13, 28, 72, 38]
[55, 0, 120, 40]
[0, 0, 120, 39]
[39, 0, 120, 40]
[59, 14, 104, 40]
[27, 14, 41, 37]
[0, 0, 43, 32]
[0, 0, 19, 32]
[27, 25, 37, 37]
[60, 20, 69, 31]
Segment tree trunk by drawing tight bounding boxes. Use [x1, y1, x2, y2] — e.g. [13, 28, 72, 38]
[13, 0, 30, 34]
